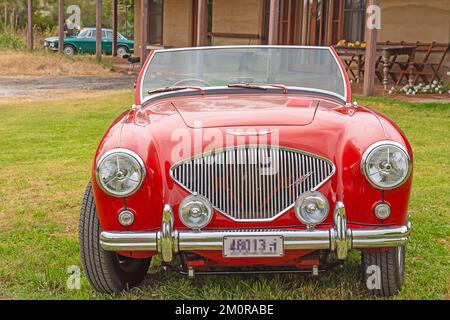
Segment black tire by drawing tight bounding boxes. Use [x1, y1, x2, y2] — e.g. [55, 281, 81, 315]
[79, 182, 151, 293]
[361, 246, 405, 297]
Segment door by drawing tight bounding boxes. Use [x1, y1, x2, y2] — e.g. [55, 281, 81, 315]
[77, 29, 96, 53]
[102, 30, 113, 55]
[261, 0, 339, 46]
[302, 0, 334, 46]
[279, 0, 299, 45]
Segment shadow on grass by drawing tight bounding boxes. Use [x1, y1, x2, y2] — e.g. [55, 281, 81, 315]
[120, 254, 369, 300]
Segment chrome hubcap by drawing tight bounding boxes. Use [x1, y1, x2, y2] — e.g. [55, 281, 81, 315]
[117, 48, 127, 57]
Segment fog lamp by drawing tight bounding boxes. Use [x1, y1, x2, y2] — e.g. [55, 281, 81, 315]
[118, 210, 135, 226]
[179, 195, 213, 230]
[374, 203, 391, 220]
[294, 191, 329, 227]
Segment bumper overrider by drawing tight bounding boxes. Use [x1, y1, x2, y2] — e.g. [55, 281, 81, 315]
[100, 202, 411, 263]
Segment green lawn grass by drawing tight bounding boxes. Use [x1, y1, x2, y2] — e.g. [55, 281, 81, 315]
[0, 92, 448, 299]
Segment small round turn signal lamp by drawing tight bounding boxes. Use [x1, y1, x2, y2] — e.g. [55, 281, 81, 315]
[179, 195, 213, 230]
[374, 203, 391, 220]
[294, 191, 329, 227]
[118, 210, 135, 226]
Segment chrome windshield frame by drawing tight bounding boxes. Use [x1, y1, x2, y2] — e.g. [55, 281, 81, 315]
[139, 45, 349, 104]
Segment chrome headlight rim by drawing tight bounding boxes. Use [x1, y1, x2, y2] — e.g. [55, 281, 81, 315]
[361, 140, 412, 190]
[178, 195, 213, 230]
[95, 148, 146, 198]
[294, 191, 329, 226]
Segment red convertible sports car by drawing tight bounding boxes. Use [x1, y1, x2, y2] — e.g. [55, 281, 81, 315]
[79, 46, 412, 296]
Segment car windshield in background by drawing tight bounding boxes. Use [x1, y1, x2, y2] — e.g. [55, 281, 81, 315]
[141, 46, 346, 101]
[78, 29, 90, 37]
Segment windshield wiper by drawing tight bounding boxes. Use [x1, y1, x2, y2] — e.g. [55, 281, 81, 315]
[148, 86, 205, 95]
[228, 83, 288, 93]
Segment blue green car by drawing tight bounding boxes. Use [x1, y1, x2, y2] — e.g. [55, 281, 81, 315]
[44, 28, 134, 57]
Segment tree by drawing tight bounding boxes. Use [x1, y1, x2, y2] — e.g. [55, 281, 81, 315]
[0, 0, 134, 38]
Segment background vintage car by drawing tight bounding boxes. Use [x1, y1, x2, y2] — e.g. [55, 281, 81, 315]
[44, 27, 134, 57]
[79, 46, 413, 297]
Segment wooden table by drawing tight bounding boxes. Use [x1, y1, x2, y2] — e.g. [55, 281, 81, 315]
[334, 45, 416, 90]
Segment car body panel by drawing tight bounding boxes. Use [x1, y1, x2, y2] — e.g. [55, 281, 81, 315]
[172, 95, 319, 128]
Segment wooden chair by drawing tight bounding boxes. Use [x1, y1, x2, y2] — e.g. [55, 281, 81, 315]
[340, 54, 359, 81]
[412, 42, 449, 83]
[393, 42, 449, 84]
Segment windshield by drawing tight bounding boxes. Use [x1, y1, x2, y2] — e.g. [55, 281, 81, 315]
[141, 46, 347, 102]
[78, 29, 91, 37]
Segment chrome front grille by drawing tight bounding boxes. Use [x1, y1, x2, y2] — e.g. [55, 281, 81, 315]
[171, 146, 335, 221]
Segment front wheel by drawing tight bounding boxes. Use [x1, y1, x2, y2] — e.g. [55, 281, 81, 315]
[117, 46, 129, 58]
[79, 182, 151, 293]
[361, 246, 405, 297]
[63, 45, 76, 55]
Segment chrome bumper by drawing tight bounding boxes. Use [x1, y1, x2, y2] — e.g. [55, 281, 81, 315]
[100, 202, 411, 263]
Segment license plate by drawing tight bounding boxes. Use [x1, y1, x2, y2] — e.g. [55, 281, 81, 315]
[223, 236, 284, 258]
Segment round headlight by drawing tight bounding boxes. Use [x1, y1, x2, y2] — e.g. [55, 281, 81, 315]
[294, 191, 329, 226]
[361, 141, 411, 190]
[96, 149, 145, 197]
[179, 195, 213, 230]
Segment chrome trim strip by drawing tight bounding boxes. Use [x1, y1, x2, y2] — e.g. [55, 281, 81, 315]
[99, 203, 411, 263]
[170, 145, 336, 222]
[100, 232, 157, 251]
[141, 86, 346, 106]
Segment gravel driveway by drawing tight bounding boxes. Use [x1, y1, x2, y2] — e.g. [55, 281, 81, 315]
[0, 75, 137, 99]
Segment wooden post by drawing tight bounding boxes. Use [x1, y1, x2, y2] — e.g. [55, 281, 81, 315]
[310, 0, 318, 46]
[325, 0, 334, 46]
[196, 0, 206, 46]
[112, 0, 118, 57]
[337, 0, 344, 41]
[27, 0, 33, 51]
[140, 0, 149, 66]
[58, 0, 64, 53]
[268, 0, 280, 45]
[363, 0, 379, 97]
[96, 0, 102, 61]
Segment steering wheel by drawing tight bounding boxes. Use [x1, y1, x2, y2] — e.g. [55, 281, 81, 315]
[173, 78, 212, 86]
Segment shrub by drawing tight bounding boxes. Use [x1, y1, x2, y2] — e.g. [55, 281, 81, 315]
[0, 33, 25, 50]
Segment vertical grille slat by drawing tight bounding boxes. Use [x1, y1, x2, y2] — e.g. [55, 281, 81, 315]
[171, 146, 335, 221]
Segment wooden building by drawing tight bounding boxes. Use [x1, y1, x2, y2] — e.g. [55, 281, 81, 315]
[26, 0, 450, 96]
[133, 0, 450, 53]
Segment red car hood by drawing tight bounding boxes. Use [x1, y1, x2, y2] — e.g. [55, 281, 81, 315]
[171, 95, 321, 128]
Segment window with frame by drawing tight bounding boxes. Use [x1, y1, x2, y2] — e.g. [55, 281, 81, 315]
[343, 0, 366, 42]
[104, 30, 113, 39]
